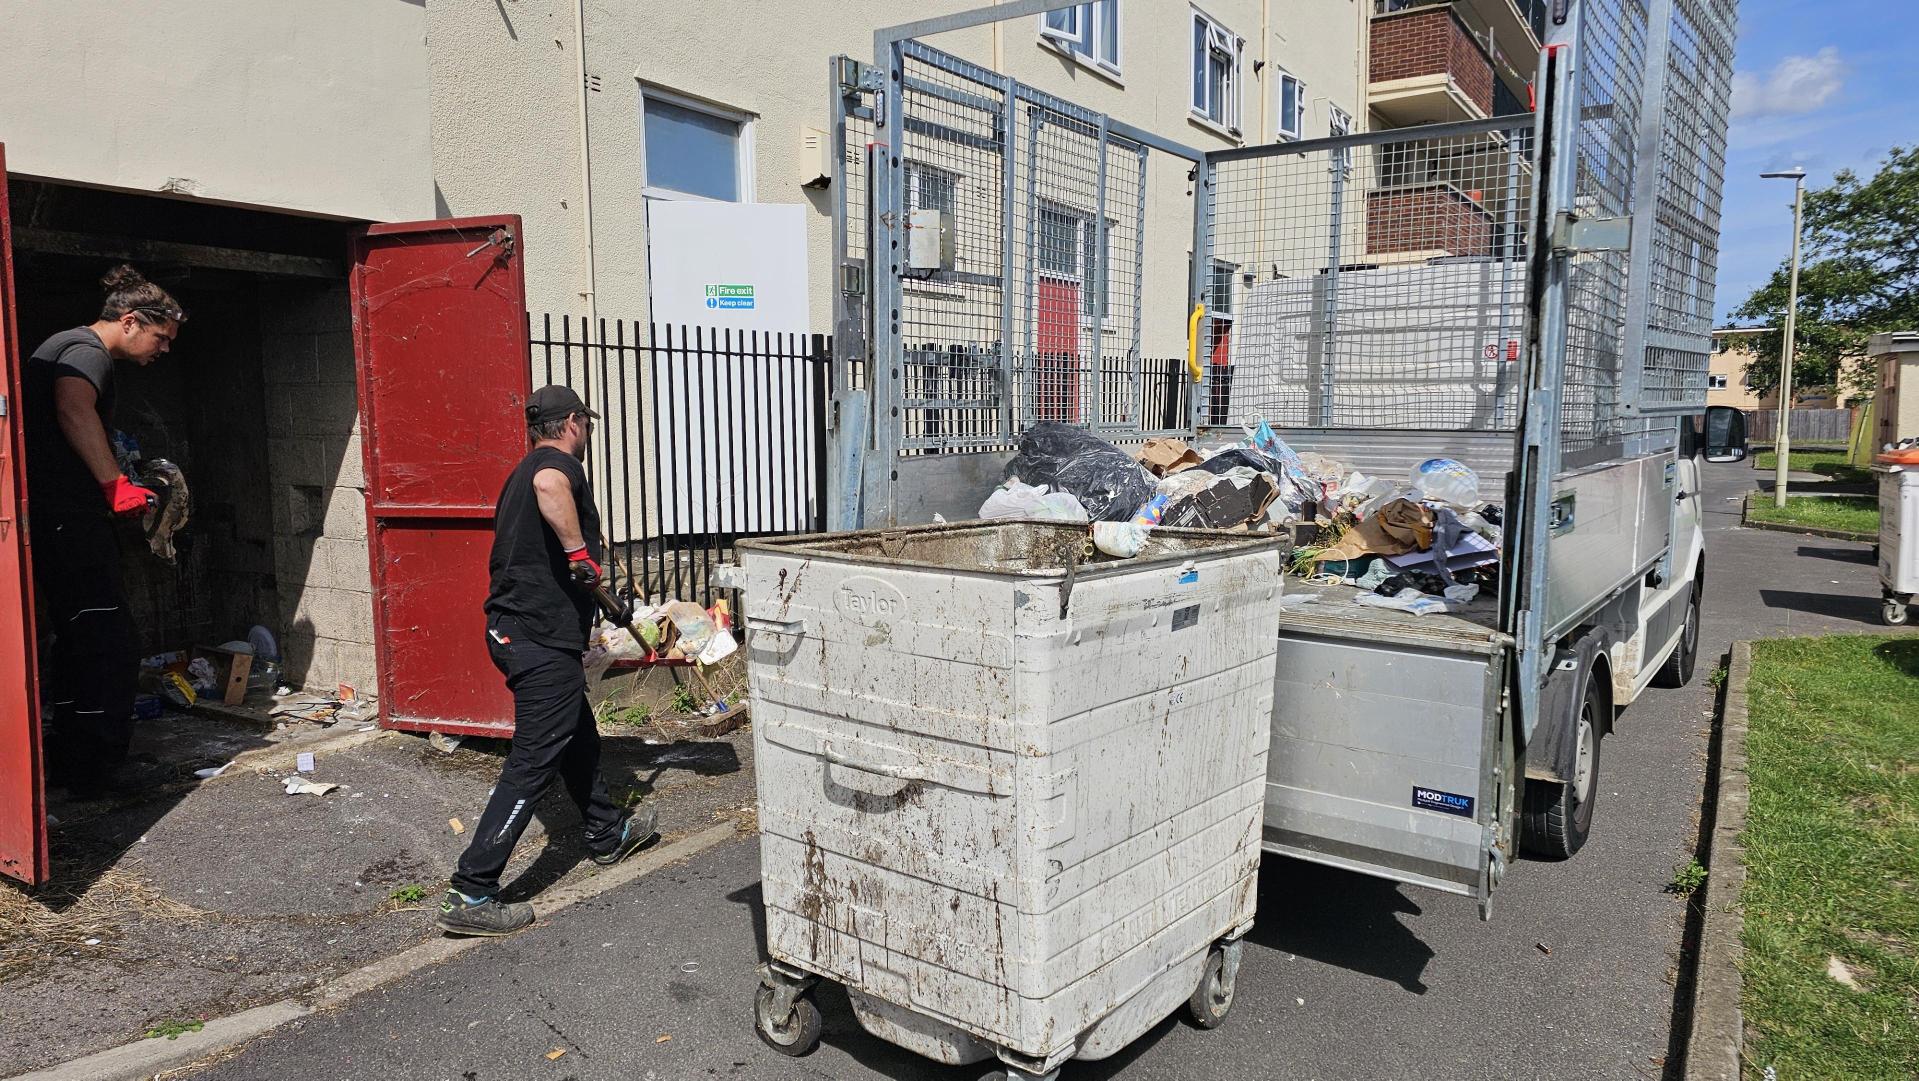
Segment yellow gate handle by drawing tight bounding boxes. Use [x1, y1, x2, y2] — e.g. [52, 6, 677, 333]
[1186, 303, 1206, 383]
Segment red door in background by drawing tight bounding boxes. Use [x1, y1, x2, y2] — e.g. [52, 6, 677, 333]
[1035, 277, 1080, 422]
[352, 218, 529, 737]
[0, 145, 49, 885]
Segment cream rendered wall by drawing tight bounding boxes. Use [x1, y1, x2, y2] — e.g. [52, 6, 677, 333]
[0, 0, 433, 222]
[429, 1, 1365, 354]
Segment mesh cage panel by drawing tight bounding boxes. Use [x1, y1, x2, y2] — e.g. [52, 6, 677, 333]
[1560, 0, 1647, 455]
[1203, 123, 1535, 432]
[882, 41, 1189, 455]
[1638, 0, 1737, 409]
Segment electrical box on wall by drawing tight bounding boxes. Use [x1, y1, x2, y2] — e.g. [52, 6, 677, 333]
[906, 209, 955, 272]
[800, 125, 832, 189]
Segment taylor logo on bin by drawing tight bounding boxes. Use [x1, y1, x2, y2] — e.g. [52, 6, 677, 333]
[835, 577, 907, 626]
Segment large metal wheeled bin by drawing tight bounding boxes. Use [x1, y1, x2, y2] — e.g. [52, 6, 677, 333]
[1876, 454, 1919, 625]
[733, 522, 1283, 1079]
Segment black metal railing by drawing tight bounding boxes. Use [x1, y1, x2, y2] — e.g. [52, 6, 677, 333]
[531, 316, 829, 607]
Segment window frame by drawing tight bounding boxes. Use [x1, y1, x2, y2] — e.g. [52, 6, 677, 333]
[1035, 200, 1118, 333]
[1275, 69, 1306, 142]
[1039, 1, 1123, 78]
[1190, 6, 1244, 137]
[1707, 373, 1729, 390]
[638, 86, 755, 204]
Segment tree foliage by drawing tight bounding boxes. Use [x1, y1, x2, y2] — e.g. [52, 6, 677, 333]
[1732, 146, 1919, 394]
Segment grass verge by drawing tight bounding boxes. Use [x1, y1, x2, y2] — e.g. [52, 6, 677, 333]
[1752, 448, 1872, 485]
[1745, 495, 1879, 535]
[1740, 635, 1919, 1079]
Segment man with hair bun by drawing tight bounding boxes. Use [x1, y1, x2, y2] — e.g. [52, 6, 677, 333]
[23, 263, 184, 794]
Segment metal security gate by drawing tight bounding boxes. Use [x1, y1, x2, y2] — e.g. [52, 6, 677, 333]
[829, 10, 1206, 528]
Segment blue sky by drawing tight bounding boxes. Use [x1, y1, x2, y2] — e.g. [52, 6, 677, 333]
[1714, 0, 1917, 323]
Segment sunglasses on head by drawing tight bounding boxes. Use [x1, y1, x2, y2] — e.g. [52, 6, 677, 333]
[132, 305, 188, 325]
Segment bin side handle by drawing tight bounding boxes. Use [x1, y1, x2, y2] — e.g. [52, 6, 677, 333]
[821, 741, 932, 784]
[746, 616, 809, 635]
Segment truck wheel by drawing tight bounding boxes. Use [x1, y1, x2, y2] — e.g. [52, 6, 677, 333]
[1652, 580, 1702, 688]
[1521, 672, 1604, 859]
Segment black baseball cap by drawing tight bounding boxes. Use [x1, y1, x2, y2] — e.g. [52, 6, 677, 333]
[525, 385, 599, 424]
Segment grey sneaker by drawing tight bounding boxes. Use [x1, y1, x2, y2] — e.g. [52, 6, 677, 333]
[435, 891, 535, 937]
[590, 807, 659, 866]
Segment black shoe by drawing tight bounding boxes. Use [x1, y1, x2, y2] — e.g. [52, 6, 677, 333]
[590, 807, 659, 866]
[435, 890, 535, 936]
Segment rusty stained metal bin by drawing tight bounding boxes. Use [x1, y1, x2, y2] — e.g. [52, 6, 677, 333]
[736, 521, 1284, 1077]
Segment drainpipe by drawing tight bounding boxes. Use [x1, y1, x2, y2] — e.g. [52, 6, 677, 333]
[992, 0, 1004, 70]
[1258, 0, 1271, 142]
[574, 0, 598, 327]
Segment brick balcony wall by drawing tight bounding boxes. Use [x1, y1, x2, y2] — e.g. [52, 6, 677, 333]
[1370, 7, 1495, 116]
[1366, 185, 1495, 257]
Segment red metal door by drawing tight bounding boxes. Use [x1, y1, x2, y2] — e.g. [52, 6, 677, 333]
[1036, 277, 1081, 422]
[0, 144, 49, 884]
[352, 218, 529, 737]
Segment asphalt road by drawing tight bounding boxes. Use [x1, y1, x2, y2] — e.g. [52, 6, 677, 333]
[195, 460, 1887, 1081]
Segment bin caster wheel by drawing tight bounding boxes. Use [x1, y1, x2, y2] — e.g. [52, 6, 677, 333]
[1186, 946, 1238, 1029]
[999, 1069, 1060, 1081]
[754, 984, 822, 1057]
[1884, 600, 1910, 626]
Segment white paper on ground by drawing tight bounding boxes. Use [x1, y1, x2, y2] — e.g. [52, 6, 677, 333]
[1353, 587, 1465, 616]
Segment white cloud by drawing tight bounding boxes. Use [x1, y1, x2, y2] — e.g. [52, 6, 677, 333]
[1731, 47, 1847, 119]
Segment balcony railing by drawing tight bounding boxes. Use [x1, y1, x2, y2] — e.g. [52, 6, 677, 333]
[1374, 0, 1548, 44]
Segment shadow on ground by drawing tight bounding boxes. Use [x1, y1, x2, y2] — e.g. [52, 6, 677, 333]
[1758, 589, 1883, 626]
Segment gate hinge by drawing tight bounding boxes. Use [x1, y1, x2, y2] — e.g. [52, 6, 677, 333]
[837, 57, 884, 94]
[1551, 213, 1630, 254]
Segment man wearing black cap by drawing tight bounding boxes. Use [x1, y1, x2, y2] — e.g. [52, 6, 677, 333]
[437, 385, 657, 936]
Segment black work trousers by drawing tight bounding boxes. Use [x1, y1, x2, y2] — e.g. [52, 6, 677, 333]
[33, 513, 137, 782]
[451, 615, 624, 898]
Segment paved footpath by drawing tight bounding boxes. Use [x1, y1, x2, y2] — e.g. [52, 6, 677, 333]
[192, 462, 1885, 1081]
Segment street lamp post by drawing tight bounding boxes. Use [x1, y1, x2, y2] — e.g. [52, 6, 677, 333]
[1761, 168, 1806, 509]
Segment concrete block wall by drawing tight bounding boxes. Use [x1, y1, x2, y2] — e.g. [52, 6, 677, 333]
[261, 281, 378, 697]
[1369, 8, 1495, 115]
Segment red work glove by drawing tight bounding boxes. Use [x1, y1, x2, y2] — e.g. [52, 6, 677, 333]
[564, 545, 602, 587]
[102, 475, 156, 518]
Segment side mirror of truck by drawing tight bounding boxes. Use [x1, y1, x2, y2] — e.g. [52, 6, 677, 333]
[1703, 406, 1748, 462]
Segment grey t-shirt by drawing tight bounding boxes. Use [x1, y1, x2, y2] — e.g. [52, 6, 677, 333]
[25, 327, 115, 516]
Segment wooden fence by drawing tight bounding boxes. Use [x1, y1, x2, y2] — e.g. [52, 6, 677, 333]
[1748, 407, 1855, 444]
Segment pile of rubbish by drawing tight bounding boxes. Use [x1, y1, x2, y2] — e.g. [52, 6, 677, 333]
[974, 420, 1505, 616]
[587, 598, 739, 670]
[138, 625, 287, 711]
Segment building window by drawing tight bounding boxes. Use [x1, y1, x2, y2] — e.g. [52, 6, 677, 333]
[1276, 70, 1305, 141]
[641, 91, 748, 201]
[1707, 373, 1729, 390]
[1191, 7, 1243, 134]
[1037, 202, 1115, 326]
[906, 162, 958, 218]
[1041, 1, 1122, 76]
